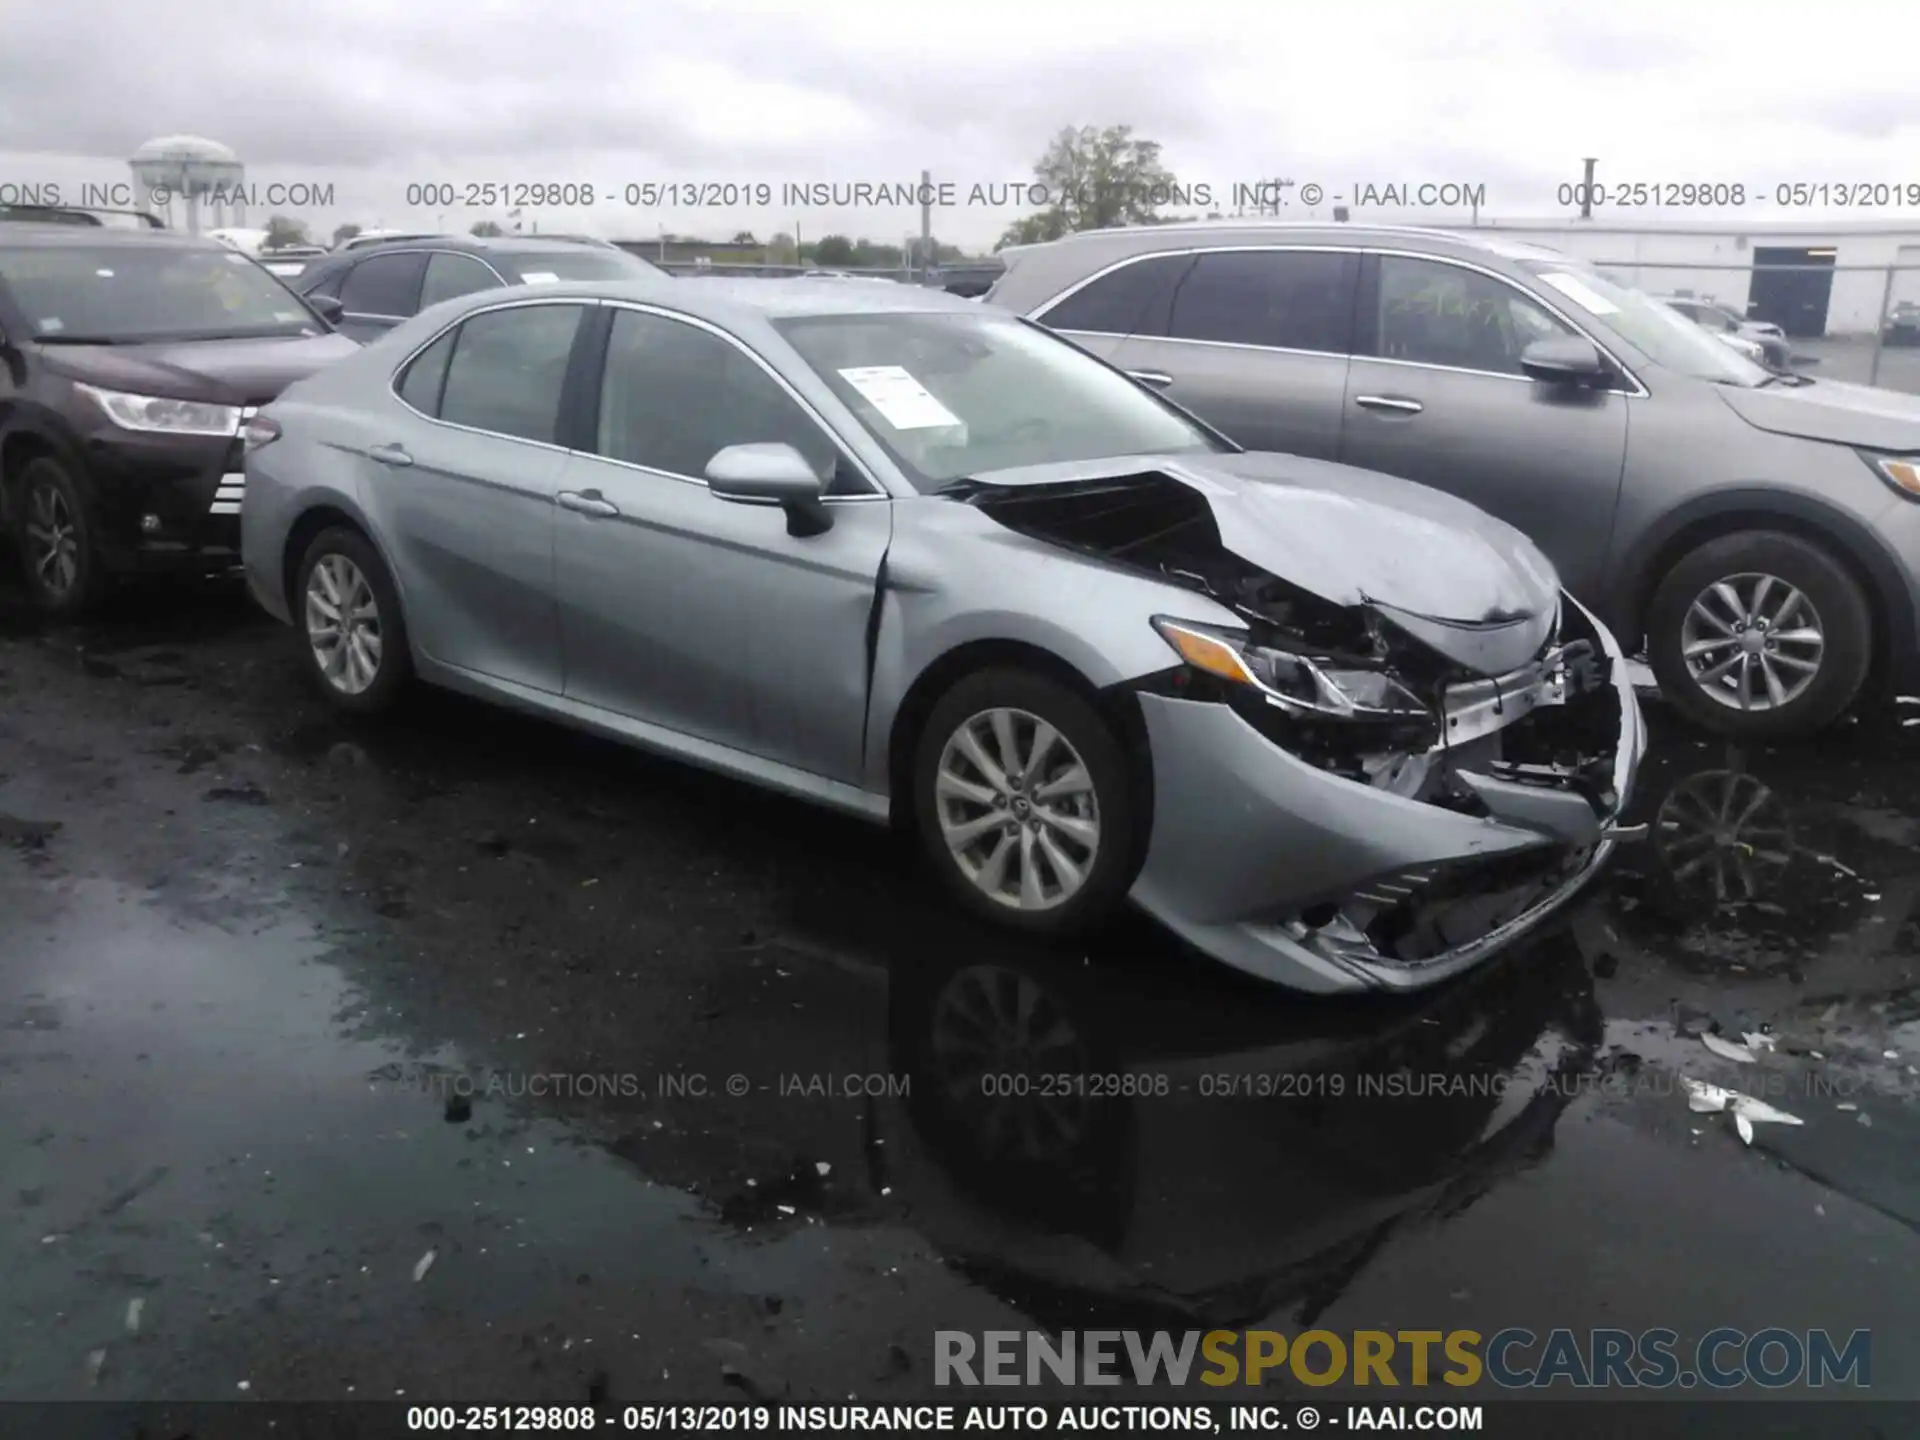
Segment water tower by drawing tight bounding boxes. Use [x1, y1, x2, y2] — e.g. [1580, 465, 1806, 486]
[129, 135, 245, 233]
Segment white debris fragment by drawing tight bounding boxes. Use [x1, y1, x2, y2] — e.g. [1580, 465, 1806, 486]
[1742, 1032, 1777, 1053]
[413, 1249, 437, 1282]
[1865, 893, 1882, 902]
[1884, 1050, 1900, 1060]
[1681, 1077, 1805, 1140]
[126, 1298, 144, 1334]
[1702, 1033, 1757, 1064]
[815, 1162, 832, 1176]
[86, 1349, 107, 1386]
[1814, 853, 1859, 878]
[237, 1380, 251, 1392]
[1816, 1204, 1826, 1216]
[1735, 1112, 1754, 1146]
[1837, 1103, 1859, 1112]
[776, 1204, 796, 1216]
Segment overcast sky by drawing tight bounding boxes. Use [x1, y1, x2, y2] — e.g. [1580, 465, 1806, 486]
[3, 0, 1915, 250]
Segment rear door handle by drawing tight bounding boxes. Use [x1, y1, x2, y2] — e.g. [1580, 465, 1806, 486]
[1129, 370, 1174, 390]
[557, 489, 620, 518]
[1354, 395, 1424, 415]
[367, 442, 414, 466]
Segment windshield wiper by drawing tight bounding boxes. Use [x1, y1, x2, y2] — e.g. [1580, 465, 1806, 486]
[33, 334, 124, 344]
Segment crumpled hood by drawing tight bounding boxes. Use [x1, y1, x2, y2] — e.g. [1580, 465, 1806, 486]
[958, 450, 1564, 676]
[35, 332, 359, 408]
[1717, 378, 1920, 452]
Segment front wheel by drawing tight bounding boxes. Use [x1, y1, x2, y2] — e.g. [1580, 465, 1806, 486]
[1645, 530, 1870, 740]
[293, 526, 412, 714]
[913, 668, 1138, 936]
[14, 456, 107, 616]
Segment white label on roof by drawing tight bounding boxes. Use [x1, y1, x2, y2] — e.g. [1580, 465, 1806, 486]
[1539, 272, 1621, 315]
[36, 316, 64, 333]
[520, 272, 559, 284]
[836, 365, 962, 430]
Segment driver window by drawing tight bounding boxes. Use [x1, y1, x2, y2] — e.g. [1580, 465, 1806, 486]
[1376, 257, 1574, 376]
[596, 309, 866, 494]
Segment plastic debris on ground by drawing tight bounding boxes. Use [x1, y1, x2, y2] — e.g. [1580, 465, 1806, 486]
[1701, 1033, 1757, 1064]
[1681, 1076, 1806, 1145]
[413, 1249, 437, 1282]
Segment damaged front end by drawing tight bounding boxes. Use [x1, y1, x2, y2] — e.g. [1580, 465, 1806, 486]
[951, 465, 1646, 991]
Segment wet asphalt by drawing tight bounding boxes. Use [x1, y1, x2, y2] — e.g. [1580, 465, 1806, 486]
[2, 571, 1919, 1414]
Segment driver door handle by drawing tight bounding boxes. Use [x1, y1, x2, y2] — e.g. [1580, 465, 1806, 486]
[1129, 370, 1174, 389]
[367, 442, 414, 466]
[557, 489, 620, 518]
[1354, 395, 1424, 414]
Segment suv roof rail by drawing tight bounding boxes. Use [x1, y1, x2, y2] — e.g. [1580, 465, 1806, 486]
[0, 204, 168, 229]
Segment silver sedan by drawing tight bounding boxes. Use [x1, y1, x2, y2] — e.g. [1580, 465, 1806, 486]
[239, 277, 1645, 994]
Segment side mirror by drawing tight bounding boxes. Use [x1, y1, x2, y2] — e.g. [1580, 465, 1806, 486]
[307, 294, 346, 325]
[1520, 335, 1609, 385]
[704, 442, 833, 536]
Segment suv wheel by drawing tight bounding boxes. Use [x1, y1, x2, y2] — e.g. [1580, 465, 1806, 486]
[294, 526, 412, 713]
[1646, 530, 1870, 740]
[14, 457, 106, 616]
[913, 668, 1137, 935]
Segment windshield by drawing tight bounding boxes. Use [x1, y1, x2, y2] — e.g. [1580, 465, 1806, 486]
[502, 249, 658, 283]
[773, 310, 1226, 489]
[1522, 262, 1769, 386]
[0, 244, 321, 342]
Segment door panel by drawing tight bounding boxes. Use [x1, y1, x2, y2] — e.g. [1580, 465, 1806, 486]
[553, 306, 891, 784]
[1341, 255, 1630, 601]
[1108, 335, 1349, 458]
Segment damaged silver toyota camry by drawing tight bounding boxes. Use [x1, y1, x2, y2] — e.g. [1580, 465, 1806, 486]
[240, 277, 1645, 993]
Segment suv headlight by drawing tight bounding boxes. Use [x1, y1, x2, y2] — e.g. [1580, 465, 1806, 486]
[77, 383, 243, 438]
[1152, 617, 1434, 726]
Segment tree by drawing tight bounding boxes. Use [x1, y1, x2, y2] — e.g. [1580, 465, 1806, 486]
[813, 234, 855, 266]
[997, 124, 1177, 249]
[765, 232, 798, 265]
[264, 214, 309, 248]
[730, 230, 758, 246]
[331, 223, 361, 247]
[471, 220, 505, 237]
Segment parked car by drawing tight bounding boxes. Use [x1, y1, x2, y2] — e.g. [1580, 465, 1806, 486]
[988, 222, 1920, 740]
[241, 278, 1643, 993]
[1658, 295, 1792, 370]
[258, 246, 328, 278]
[290, 235, 664, 343]
[0, 221, 357, 614]
[331, 229, 446, 253]
[1885, 302, 1920, 347]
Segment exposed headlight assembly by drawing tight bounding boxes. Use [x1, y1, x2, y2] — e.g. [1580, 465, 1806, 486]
[78, 383, 243, 438]
[1151, 616, 1435, 728]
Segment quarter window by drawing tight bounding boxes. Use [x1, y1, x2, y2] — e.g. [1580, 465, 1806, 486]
[338, 251, 427, 317]
[419, 253, 500, 309]
[1039, 253, 1192, 337]
[594, 309, 863, 494]
[1165, 250, 1357, 354]
[395, 328, 457, 415]
[438, 304, 584, 444]
[1374, 257, 1574, 376]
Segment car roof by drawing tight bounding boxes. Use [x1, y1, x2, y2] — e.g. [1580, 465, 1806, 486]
[1002, 219, 1563, 256]
[337, 234, 619, 257]
[435, 275, 984, 326]
[0, 222, 212, 249]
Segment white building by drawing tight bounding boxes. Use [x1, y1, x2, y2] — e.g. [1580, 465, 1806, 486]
[1444, 217, 1920, 337]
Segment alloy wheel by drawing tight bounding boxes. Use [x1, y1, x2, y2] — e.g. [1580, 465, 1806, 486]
[305, 553, 383, 695]
[929, 964, 1091, 1161]
[1653, 770, 1795, 906]
[24, 482, 80, 599]
[1679, 572, 1824, 712]
[934, 706, 1100, 911]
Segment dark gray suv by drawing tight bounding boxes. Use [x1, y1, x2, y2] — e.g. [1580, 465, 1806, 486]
[989, 222, 1920, 740]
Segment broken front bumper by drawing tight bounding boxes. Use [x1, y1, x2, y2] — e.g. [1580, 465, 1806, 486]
[1127, 595, 1646, 994]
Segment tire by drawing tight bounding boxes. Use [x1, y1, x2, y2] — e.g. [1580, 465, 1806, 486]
[13, 456, 108, 617]
[1645, 530, 1870, 741]
[292, 526, 412, 714]
[913, 667, 1138, 936]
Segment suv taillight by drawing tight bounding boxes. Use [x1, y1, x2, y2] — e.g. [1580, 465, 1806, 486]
[242, 415, 282, 454]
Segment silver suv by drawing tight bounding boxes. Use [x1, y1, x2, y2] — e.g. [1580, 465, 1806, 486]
[988, 223, 1920, 740]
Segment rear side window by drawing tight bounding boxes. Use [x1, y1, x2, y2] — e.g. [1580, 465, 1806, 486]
[302, 264, 347, 298]
[1039, 253, 1191, 337]
[1166, 250, 1358, 354]
[339, 252, 427, 317]
[438, 304, 584, 444]
[395, 328, 457, 415]
[419, 253, 500, 308]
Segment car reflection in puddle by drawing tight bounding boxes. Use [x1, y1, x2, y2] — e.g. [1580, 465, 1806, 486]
[875, 917, 1603, 1333]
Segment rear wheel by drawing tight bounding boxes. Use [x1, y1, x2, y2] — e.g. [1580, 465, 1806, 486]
[1646, 530, 1870, 740]
[913, 667, 1137, 936]
[14, 457, 107, 616]
[293, 526, 412, 714]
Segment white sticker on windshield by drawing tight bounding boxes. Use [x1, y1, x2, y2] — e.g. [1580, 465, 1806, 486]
[1539, 272, 1621, 315]
[37, 316, 64, 333]
[95, 268, 115, 277]
[836, 365, 962, 430]
[520, 272, 559, 284]
[273, 311, 303, 322]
